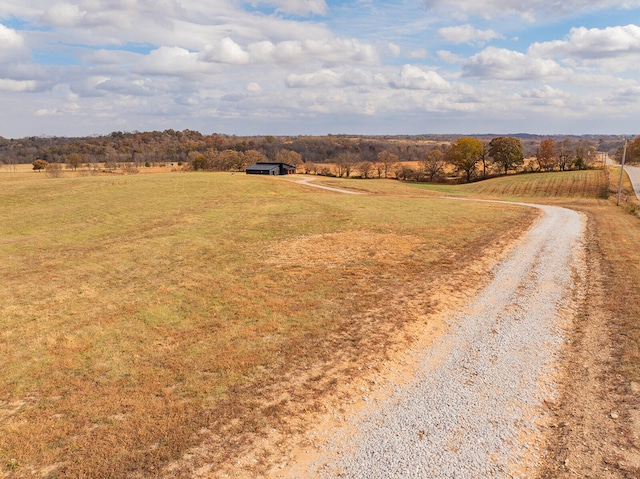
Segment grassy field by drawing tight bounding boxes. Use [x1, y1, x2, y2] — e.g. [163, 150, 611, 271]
[2, 167, 638, 478]
[1, 171, 538, 477]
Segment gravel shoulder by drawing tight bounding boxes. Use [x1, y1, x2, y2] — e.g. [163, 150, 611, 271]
[285, 202, 585, 478]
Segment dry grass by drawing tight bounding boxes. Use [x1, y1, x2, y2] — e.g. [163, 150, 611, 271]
[583, 199, 640, 382]
[0, 171, 536, 477]
[414, 168, 610, 199]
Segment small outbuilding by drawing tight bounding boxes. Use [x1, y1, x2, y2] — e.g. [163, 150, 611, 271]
[245, 162, 296, 176]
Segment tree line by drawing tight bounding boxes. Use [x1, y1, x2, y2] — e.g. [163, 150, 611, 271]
[1, 130, 635, 182]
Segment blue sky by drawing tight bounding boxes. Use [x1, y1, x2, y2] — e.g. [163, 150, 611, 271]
[0, 0, 639, 138]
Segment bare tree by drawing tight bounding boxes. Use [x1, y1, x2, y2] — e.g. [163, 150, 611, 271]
[334, 152, 358, 177]
[376, 151, 399, 178]
[45, 163, 63, 178]
[557, 139, 573, 171]
[421, 149, 446, 182]
[66, 153, 83, 171]
[275, 149, 303, 168]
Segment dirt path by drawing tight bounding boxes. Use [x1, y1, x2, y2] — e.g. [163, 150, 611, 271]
[281, 202, 586, 478]
[293, 177, 364, 194]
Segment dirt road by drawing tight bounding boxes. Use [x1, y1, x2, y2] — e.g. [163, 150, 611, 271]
[285, 202, 585, 478]
[294, 177, 364, 194]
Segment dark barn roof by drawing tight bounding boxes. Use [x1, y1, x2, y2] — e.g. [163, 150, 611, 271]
[246, 162, 296, 175]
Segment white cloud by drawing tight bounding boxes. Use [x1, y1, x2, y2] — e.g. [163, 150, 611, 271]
[529, 24, 640, 71]
[391, 64, 450, 90]
[198, 37, 381, 67]
[35, 108, 60, 117]
[0, 24, 29, 63]
[248, 0, 328, 16]
[0, 23, 53, 90]
[201, 38, 251, 65]
[304, 38, 378, 63]
[83, 49, 140, 66]
[96, 78, 157, 96]
[424, 0, 640, 21]
[606, 84, 640, 105]
[246, 82, 263, 93]
[0, 79, 41, 92]
[387, 42, 401, 56]
[134, 46, 211, 77]
[438, 24, 503, 45]
[246, 38, 379, 65]
[287, 69, 342, 88]
[286, 67, 384, 88]
[437, 50, 464, 63]
[520, 85, 569, 107]
[41, 3, 84, 27]
[463, 47, 567, 80]
[41, 0, 187, 29]
[409, 48, 429, 59]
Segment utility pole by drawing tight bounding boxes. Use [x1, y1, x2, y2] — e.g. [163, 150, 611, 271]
[616, 137, 628, 206]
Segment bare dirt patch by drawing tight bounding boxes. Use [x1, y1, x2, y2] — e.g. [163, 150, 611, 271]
[266, 231, 431, 269]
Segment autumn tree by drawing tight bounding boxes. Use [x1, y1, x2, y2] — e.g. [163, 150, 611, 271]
[244, 149, 267, 167]
[619, 136, 640, 164]
[536, 139, 556, 171]
[488, 136, 524, 175]
[191, 154, 208, 171]
[445, 137, 484, 183]
[32, 159, 48, 171]
[220, 150, 245, 171]
[630, 136, 640, 163]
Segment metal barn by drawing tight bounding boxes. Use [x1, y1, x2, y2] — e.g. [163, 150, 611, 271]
[245, 162, 296, 175]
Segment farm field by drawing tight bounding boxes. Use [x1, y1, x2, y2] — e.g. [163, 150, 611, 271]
[1, 167, 639, 477]
[1, 171, 536, 477]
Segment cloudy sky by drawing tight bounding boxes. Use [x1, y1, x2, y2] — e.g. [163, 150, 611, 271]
[1, 0, 639, 138]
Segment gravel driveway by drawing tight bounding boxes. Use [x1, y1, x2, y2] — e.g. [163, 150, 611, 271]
[298, 202, 585, 478]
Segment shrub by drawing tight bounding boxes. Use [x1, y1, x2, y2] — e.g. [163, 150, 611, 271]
[45, 163, 63, 178]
